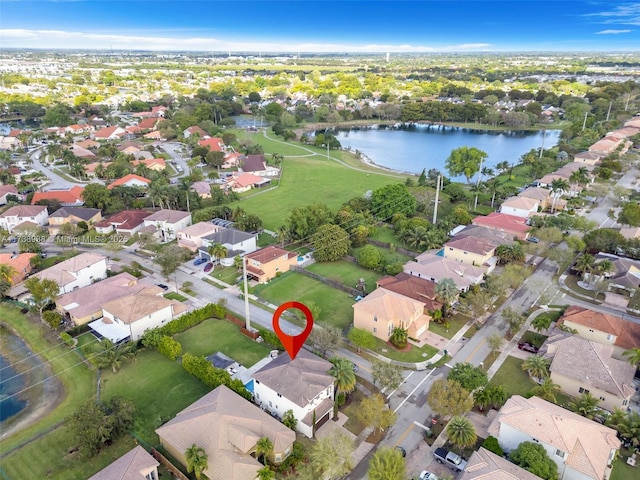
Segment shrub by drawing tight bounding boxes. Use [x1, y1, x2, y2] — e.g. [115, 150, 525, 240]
[482, 436, 504, 457]
[60, 332, 74, 347]
[182, 353, 251, 400]
[157, 336, 182, 361]
[258, 328, 284, 350]
[140, 329, 163, 349]
[43, 310, 63, 329]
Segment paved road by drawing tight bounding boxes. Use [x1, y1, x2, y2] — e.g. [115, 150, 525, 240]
[158, 141, 190, 178]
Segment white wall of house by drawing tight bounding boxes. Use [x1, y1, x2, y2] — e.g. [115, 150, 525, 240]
[499, 205, 534, 218]
[59, 259, 108, 294]
[102, 304, 176, 341]
[252, 380, 334, 438]
[144, 216, 192, 242]
[0, 209, 49, 233]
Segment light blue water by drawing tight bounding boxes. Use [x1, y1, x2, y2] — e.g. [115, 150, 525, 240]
[333, 125, 561, 179]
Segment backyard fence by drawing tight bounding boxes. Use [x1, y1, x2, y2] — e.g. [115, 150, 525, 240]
[291, 266, 362, 297]
[151, 448, 189, 480]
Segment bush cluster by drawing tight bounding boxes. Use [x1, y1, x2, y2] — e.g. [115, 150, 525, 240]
[182, 353, 251, 400]
[258, 328, 284, 350]
[157, 335, 182, 361]
[158, 303, 226, 336]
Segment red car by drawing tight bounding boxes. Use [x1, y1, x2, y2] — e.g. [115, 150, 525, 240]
[203, 262, 214, 272]
[518, 342, 539, 353]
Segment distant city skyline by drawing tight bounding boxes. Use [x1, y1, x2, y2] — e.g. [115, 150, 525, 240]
[2, 1, 640, 53]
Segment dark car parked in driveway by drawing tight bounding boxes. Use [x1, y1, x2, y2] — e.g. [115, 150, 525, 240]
[203, 262, 214, 272]
[193, 257, 207, 266]
[518, 342, 539, 353]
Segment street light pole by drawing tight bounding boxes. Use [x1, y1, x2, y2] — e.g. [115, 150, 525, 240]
[243, 255, 250, 331]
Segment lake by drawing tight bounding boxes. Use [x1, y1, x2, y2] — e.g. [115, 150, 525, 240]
[333, 124, 562, 179]
[0, 329, 29, 423]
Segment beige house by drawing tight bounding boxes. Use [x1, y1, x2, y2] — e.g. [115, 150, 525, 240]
[619, 227, 640, 240]
[443, 235, 498, 272]
[244, 246, 298, 283]
[177, 222, 221, 252]
[558, 306, 640, 359]
[517, 186, 555, 211]
[156, 385, 296, 480]
[542, 334, 636, 411]
[404, 253, 485, 292]
[353, 287, 430, 341]
[499, 196, 539, 219]
[460, 447, 541, 480]
[47, 206, 102, 235]
[88, 445, 158, 480]
[488, 395, 620, 480]
[574, 151, 603, 166]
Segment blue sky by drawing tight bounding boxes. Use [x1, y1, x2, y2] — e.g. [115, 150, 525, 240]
[2, 1, 640, 52]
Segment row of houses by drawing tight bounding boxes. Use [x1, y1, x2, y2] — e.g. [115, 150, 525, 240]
[574, 116, 640, 165]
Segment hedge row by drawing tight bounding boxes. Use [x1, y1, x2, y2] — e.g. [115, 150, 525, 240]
[158, 303, 226, 336]
[157, 336, 182, 361]
[258, 328, 284, 351]
[182, 353, 251, 400]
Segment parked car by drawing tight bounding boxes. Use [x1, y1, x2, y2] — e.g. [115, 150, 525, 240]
[203, 262, 214, 272]
[394, 446, 406, 458]
[352, 362, 359, 373]
[156, 283, 169, 291]
[517, 342, 539, 353]
[527, 236, 540, 243]
[419, 471, 439, 480]
[193, 257, 208, 266]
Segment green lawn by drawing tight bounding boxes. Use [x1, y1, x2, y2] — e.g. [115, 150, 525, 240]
[211, 265, 242, 285]
[563, 274, 604, 302]
[164, 292, 188, 302]
[367, 336, 438, 363]
[352, 244, 414, 266]
[368, 225, 404, 246]
[611, 449, 640, 480]
[100, 348, 210, 445]
[429, 313, 472, 340]
[307, 260, 382, 294]
[253, 271, 356, 330]
[488, 355, 537, 398]
[520, 331, 548, 348]
[342, 389, 366, 436]
[257, 232, 279, 247]
[175, 319, 271, 367]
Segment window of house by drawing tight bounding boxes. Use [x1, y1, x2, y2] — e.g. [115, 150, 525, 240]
[145, 471, 157, 480]
[607, 334, 614, 341]
[555, 449, 565, 459]
[256, 393, 260, 399]
[373, 327, 377, 333]
[269, 401, 272, 407]
[373, 316, 377, 322]
[277, 393, 282, 397]
[275, 453, 282, 462]
[589, 329, 594, 333]
[463, 251, 467, 255]
[255, 380, 260, 384]
[623, 399, 628, 406]
[449, 247, 453, 251]
[532, 438, 539, 443]
[579, 387, 589, 394]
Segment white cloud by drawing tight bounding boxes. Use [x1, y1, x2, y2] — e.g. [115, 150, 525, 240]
[0, 28, 492, 53]
[586, 3, 640, 26]
[596, 29, 633, 34]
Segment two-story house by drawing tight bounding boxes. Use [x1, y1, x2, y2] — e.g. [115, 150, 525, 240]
[488, 395, 620, 480]
[0, 205, 49, 233]
[252, 349, 335, 438]
[541, 333, 636, 412]
[460, 447, 542, 480]
[376, 272, 442, 312]
[95, 209, 151, 236]
[157, 385, 295, 480]
[499, 196, 539, 219]
[47, 206, 102, 235]
[88, 446, 159, 480]
[176, 222, 221, 252]
[244, 246, 298, 283]
[471, 212, 530, 240]
[404, 253, 485, 292]
[353, 287, 431, 341]
[199, 228, 257, 266]
[142, 209, 192, 243]
[31, 185, 85, 207]
[90, 285, 187, 342]
[33, 252, 108, 295]
[443, 235, 498, 273]
[0, 184, 19, 205]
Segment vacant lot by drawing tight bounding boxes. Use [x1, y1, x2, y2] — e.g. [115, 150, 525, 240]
[307, 260, 382, 294]
[253, 271, 356, 330]
[488, 355, 537, 398]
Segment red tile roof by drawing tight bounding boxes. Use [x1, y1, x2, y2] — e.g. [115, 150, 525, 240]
[245, 246, 296, 264]
[95, 209, 151, 230]
[32, 186, 85, 205]
[377, 272, 442, 311]
[471, 212, 529, 237]
[198, 137, 223, 152]
[137, 117, 160, 130]
[107, 173, 151, 190]
[559, 305, 640, 350]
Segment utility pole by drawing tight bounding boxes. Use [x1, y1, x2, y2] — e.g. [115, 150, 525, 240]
[539, 129, 546, 160]
[327, 141, 330, 160]
[186, 190, 190, 212]
[474, 156, 484, 211]
[625, 94, 631, 111]
[243, 256, 251, 331]
[433, 175, 441, 224]
[606, 100, 612, 122]
[582, 111, 588, 131]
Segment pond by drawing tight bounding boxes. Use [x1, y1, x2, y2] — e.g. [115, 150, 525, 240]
[0, 328, 30, 423]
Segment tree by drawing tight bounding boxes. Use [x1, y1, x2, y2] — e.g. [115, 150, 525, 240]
[618, 202, 640, 227]
[623, 347, 640, 367]
[257, 467, 275, 480]
[154, 244, 191, 276]
[348, 327, 376, 353]
[390, 327, 408, 348]
[482, 436, 504, 457]
[449, 205, 473, 225]
[370, 184, 417, 220]
[427, 378, 473, 420]
[521, 355, 550, 381]
[81, 183, 112, 210]
[502, 306, 525, 337]
[569, 392, 600, 419]
[435, 278, 458, 318]
[445, 146, 487, 184]
[617, 411, 640, 449]
[446, 416, 477, 449]
[367, 447, 406, 480]
[357, 393, 397, 434]
[329, 357, 357, 396]
[448, 362, 488, 391]
[310, 224, 350, 262]
[574, 253, 595, 280]
[0, 264, 17, 285]
[255, 437, 273, 465]
[357, 244, 384, 269]
[282, 410, 297, 430]
[94, 339, 137, 373]
[510, 441, 559, 480]
[566, 235, 586, 252]
[532, 378, 561, 403]
[495, 243, 525, 265]
[24, 277, 59, 320]
[531, 314, 553, 333]
[371, 360, 404, 391]
[310, 433, 354, 479]
[185, 444, 208, 480]
[207, 242, 228, 266]
[487, 333, 503, 355]
[310, 324, 343, 358]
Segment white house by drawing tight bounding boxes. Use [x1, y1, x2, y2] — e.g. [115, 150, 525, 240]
[0, 205, 49, 233]
[252, 349, 334, 438]
[33, 253, 108, 295]
[0, 185, 19, 206]
[142, 209, 192, 242]
[499, 196, 539, 218]
[89, 285, 188, 342]
[199, 228, 257, 266]
[488, 395, 620, 480]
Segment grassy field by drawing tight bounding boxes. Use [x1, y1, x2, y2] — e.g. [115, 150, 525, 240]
[175, 319, 272, 367]
[611, 448, 640, 480]
[488, 355, 537, 398]
[211, 265, 242, 285]
[352, 244, 414, 266]
[100, 349, 210, 445]
[306, 260, 382, 294]
[252, 271, 356, 330]
[368, 225, 404, 245]
[368, 336, 438, 363]
[429, 313, 472, 339]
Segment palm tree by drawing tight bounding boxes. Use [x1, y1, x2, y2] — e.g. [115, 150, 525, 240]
[446, 416, 477, 449]
[255, 437, 273, 465]
[276, 225, 289, 248]
[521, 354, 550, 382]
[185, 444, 208, 480]
[594, 259, 614, 279]
[623, 347, 640, 367]
[606, 407, 628, 430]
[495, 243, 525, 265]
[550, 178, 570, 213]
[435, 278, 458, 319]
[0, 264, 17, 284]
[487, 385, 507, 409]
[208, 243, 228, 268]
[569, 392, 600, 419]
[617, 411, 640, 448]
[257, 466, 275, 480]
[329, 357, 357, 397]
[94, 339, 137, 373]
[574, 253, 595, 281]
[532, 377, 561, 403]
[390, 327, 408, 348]
[473, 387, 492, 411]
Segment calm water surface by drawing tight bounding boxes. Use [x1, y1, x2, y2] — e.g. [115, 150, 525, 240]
[0, 329, 28, 422]
[334, 125, 561, 179]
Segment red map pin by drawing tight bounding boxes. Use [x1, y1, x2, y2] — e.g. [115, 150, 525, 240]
[272, 301, 314, 361]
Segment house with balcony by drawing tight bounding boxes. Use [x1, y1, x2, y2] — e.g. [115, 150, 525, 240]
[156, 385, 295, 480]
[244, 246, 298, 283]
[0, 205, 49, 233]
[487, 395, 620, 480]
[142, 209, 192, 243]
[252, 349, 334, 438]
[32, 253, 108, 295]
[176, 222, 221, 252]
[443, 235, 498, 273]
